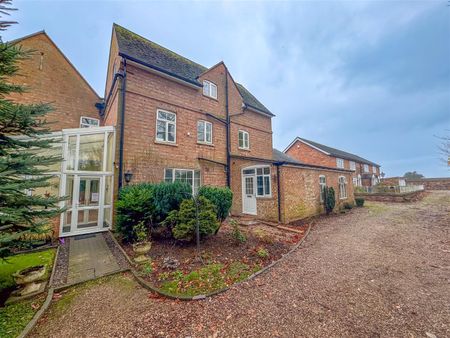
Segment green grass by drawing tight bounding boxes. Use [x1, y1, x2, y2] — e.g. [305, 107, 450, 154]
[159, 262, 261, 297]
[0, 296, 44, 338]
[0, 249, 56, 292]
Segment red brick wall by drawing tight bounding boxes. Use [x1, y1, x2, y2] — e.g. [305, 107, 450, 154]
[8, 33, 100, 131]
[279, 166, 354, 223]
[285, 140, 336, 167]
[406, 178, 450, 190]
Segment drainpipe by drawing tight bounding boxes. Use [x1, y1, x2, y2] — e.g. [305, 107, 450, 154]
[276, 164, 282, 223]
[225, 68, 231, 187]
[118, 58, 127, 189]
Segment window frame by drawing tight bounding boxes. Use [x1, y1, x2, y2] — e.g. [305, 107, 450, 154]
[80, 116, 100, 128]
[349, 161, 356, 171]
[155, 109, 176, 144]
[255, 166, 271, 197]
[336, 158, 344, 169]
[338, 176, 347, 199]
[363, 164, 369, 173]
[202, 80, 218, 99]
[164, 168, 201, 194]
[372, 165, 377, 174]
[319, 175, 326, 202]
[238, 130, 250, 150]
[197, 120, 213, 144]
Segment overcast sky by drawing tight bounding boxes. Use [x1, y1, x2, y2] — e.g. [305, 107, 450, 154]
[3, 0, 449, 177]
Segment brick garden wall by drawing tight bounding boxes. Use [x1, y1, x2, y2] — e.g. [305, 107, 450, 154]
[355, 190, 427, 203]
[406, 178, 450, 190]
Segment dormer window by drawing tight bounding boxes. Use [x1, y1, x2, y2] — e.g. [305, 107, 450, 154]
[203, 80, 217, 99]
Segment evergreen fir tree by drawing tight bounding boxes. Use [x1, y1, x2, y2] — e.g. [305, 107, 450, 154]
[0, 0, 63, 257]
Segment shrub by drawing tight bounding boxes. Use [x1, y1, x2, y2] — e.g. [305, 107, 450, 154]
[134, 221, 148, 243]
[152, 182, 192, 222]
[115, 183, 155, 243]
[164, 196, 219, 242]
[324, 186, 336, 215]
[229, 219, 246, 244]
[355, 197, 365, 207]
[343, 202, 354, 210]
[198, 186, 233, 223]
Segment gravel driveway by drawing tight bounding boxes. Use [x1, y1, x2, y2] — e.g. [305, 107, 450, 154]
[31, 191, 450, 338]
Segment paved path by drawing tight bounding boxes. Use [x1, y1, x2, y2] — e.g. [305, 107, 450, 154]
[67, 233, 120, 284]
[32, 192, 450, 337]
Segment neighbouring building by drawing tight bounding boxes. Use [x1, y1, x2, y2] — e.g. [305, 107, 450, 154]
[284, 137, 381, 188]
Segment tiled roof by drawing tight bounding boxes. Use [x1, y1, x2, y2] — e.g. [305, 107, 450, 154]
[272, 148, 302, 164]
[114, 24, 273, 116]
[295, 137, 380, 167]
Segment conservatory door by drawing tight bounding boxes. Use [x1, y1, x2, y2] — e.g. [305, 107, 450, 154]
[60, 126, 115, 237]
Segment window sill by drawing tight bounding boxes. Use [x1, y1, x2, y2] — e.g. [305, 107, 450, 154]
[238, 147, 251, 152]
[339, 197, 348, 200]
[256, 195, 273, 200]
[202, 94, 218, 102]
[197, 142, 214, 147]
[154, 140, 178, 147]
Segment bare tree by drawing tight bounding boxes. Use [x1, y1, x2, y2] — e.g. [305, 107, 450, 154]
[436, 129, 450, 169]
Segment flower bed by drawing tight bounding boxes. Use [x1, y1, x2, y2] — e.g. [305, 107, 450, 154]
[121, 221, 307, 297]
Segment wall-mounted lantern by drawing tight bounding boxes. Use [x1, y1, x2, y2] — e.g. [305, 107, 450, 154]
[124, 170, 133, 185]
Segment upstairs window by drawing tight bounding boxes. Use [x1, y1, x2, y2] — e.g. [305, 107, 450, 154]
[156, 109, 176, 143]
[238, 130, 250, 150]
[339, 176, 347, 199]
[319, 175, 326, 202]
[256, 167, 271, 197]
[363, 164, 369, 172]
[80, 116, 99, 128]
[164, 168, 201, 194]
[203, 80, 217, 99]
[349, 161, 356, 171]
[336, 158, 344, 169]
[372, 165, 377, 174]
[197, 120, 212, 144]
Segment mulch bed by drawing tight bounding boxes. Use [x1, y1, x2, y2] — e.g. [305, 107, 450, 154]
[120, 221, 308, 294]
[50, 238, 69, 288]
[103, 232, 131, 270]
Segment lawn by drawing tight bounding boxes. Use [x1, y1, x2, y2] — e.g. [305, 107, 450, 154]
[0, 248, 56, 338]
[0, 248, 56, 292]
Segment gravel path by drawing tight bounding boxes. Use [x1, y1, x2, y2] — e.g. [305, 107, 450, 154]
[31, 191, 450, 338]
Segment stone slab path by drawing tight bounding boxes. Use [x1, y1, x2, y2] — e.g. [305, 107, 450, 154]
[32, 192, 450, 337]
[67, 233, 120, 284]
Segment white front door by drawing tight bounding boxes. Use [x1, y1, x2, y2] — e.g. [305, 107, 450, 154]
[242, 171, 257, 215]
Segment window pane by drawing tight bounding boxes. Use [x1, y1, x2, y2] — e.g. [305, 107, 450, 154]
[263, 167, 270, 175]
[238, 132, 243, 147]
[168, 123, 175, 142]
[257, 176, 264, 195]
[78, 133, 104, 171]
[257, 168, 263, 175]
[166, 112, 176, 122]
[264, 176, 270, 195]
[211, 84, 217, 98]
[243, 169, 255, 175]
[164, 168, 173, 182]
[157, 120, 166, 141]
[197, 121, 204, 142]
[67, 135, 77, 170]
[203, 81, 209, 96]
[205, 123, 212, 143]
[106, 132, 114, 172]
[158, 111, 166, 120]
[104, 176, 112, 206]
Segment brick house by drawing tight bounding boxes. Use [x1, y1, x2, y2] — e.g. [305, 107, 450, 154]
[7, 26, 356, 237]
[101, 24, 354, 224]
[284, 137, 381, 188]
